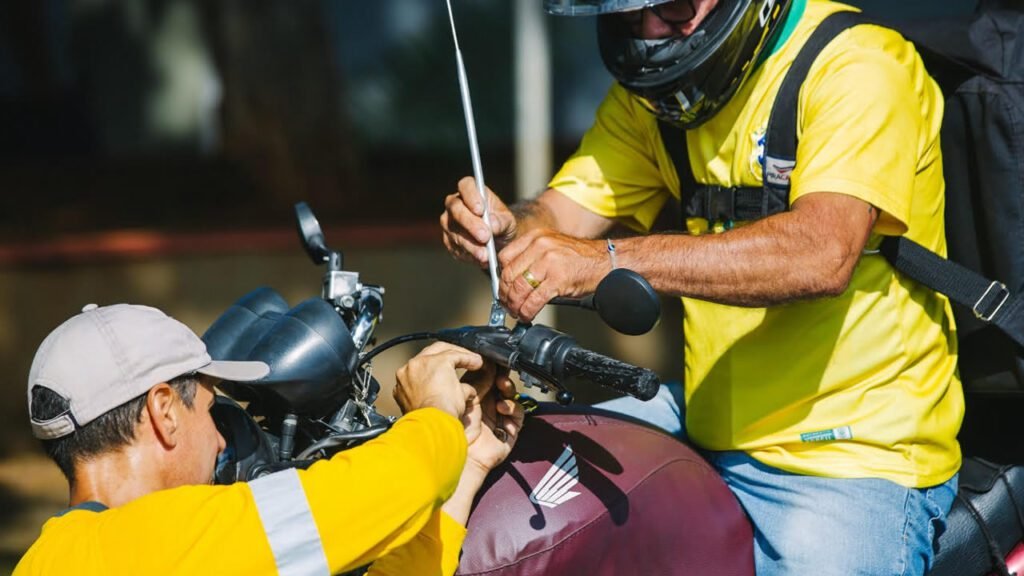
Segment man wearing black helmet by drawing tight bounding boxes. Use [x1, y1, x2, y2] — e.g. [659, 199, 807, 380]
[441, 0, 961, 574]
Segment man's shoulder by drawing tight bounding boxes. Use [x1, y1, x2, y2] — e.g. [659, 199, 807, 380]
[787, 2, 913, 64]
[597, 82, 652, 125]
[776, 2, 927, 108]
[14, 510, 103, 575]
[37, 504, 105, 538]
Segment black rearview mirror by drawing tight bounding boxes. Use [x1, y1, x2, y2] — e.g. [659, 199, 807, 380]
[295, 202, 329, 265]
[552, 268, 661, 335]
[593, 268, 661, 335]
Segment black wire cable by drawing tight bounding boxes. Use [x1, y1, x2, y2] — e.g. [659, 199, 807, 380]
[359, 332, 437, 365]
[296, 424, 392, 459]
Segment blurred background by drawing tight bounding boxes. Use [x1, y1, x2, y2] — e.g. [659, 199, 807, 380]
[0, 0, 978, 570]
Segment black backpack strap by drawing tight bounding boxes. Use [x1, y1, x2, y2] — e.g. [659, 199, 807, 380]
[762, 10, 872, 215]
[658, 120, 697, 195]
[879, 237, 1024, 348]
[658, 10, 872, 224]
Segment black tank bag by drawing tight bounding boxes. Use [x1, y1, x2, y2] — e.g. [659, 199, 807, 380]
[658, 8, 1024, 574]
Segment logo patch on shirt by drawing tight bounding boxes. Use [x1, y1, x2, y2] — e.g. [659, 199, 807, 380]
[765, 156, 796, 187]
[529, 445, 582, 509]
[800, 426, 854, 443]
[750, 125, 767, 180]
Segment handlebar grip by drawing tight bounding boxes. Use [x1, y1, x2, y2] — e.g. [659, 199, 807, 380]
[563, 347, 660, 401]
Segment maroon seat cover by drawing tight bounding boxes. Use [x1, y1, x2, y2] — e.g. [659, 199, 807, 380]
[1000, 541, 1024, 576]
[457, 408, 754, 576]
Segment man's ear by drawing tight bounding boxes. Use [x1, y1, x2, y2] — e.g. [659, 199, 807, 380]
[146, 383, 179, 449]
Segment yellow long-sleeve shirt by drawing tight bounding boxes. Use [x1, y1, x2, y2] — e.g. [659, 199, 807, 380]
[14, 407, 468, 575]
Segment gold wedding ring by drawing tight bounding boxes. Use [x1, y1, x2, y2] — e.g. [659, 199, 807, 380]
[522, 269, 542, 289]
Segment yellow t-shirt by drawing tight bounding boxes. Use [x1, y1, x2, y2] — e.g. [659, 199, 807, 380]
[14, 408, 468, 575]
[550, 0, 963, 487]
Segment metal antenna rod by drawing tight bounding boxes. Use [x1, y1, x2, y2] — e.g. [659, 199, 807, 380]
[444, 0, 506, 327]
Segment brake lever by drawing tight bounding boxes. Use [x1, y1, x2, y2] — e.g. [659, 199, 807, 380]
[434, 324, 576, 404]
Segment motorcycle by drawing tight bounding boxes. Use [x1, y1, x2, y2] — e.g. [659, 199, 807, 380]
[203, 202, 1024, 576]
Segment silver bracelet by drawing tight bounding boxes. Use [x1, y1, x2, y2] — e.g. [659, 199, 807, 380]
[606, 238, 617, 270]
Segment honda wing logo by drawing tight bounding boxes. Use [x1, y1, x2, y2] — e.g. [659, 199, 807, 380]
[529, 445, 581, 509]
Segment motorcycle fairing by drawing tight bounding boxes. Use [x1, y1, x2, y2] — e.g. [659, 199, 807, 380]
[203, 289, 358, 416]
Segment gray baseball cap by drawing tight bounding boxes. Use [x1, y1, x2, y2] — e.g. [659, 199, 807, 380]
[27, 303, 270, 440]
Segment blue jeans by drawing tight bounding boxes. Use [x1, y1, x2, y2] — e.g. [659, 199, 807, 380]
[597, 384, 959, 576]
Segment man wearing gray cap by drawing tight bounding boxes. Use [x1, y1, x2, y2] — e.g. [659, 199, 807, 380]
[15, 303, 522, 575]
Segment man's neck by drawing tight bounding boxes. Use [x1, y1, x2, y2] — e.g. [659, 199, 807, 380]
[70, 447, 165, 508]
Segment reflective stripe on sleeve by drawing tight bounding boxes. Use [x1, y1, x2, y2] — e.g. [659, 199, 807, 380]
[250, 468, 330, 576]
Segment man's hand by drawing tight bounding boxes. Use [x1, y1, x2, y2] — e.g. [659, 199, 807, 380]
[460, 365, 524, 475]
[442, 362, 526, 525]
[498, 229, 609, 322]
[441, 180, 621, 321]
[393, 342, 482, 420]
[440, 176, 518, 267]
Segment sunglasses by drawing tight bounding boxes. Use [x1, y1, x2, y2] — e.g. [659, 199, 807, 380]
[620, 0, 698, 27]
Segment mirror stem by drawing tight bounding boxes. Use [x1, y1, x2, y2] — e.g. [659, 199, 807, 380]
[550, 295, 596, 310]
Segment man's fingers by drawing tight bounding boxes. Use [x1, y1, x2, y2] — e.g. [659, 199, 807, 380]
[441, 196, 493, 268]
[458, 177, 484, 212]
[498, 401, 525, 443]
[458, 176, 488, 216]
[445, 193, 492, 245]
[462, 360, 496, 382]
[418, 340, 476, 357]
[395, 344, 492, 419]
[501, 262, 551, 321]
[461, 382, 483, 443]
[417, 342, 485, 372]
[498, 232, 548, 302]
[496, 398, 516, 416]
[461, 383, 479, 415]
[463, 364, 497, 398]
[443, 229, 489, 267]
[497, 231, 536, 272]
[518, 283, 557, 323]
[495, 371, 515, 397]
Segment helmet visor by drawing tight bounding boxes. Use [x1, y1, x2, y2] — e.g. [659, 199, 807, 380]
[544, 0, 673, 16]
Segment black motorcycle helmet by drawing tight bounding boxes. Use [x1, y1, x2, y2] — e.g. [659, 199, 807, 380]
[545, 0, 793, 128]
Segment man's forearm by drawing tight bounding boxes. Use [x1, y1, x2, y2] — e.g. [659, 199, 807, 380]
[439, 463, 489, 526]
[614, 197, 874, 307]
[506, 199, 558, 248]
[506, 188, 617, 246]
[510, 199, 551, 230]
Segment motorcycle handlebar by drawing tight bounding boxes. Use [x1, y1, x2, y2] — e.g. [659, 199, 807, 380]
[562, 347, 659, 401]
[434, 324, 660, 401]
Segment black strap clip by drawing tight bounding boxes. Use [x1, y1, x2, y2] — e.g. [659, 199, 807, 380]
[974, 281, 1009, 322]
[687, 185, 738, 222]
